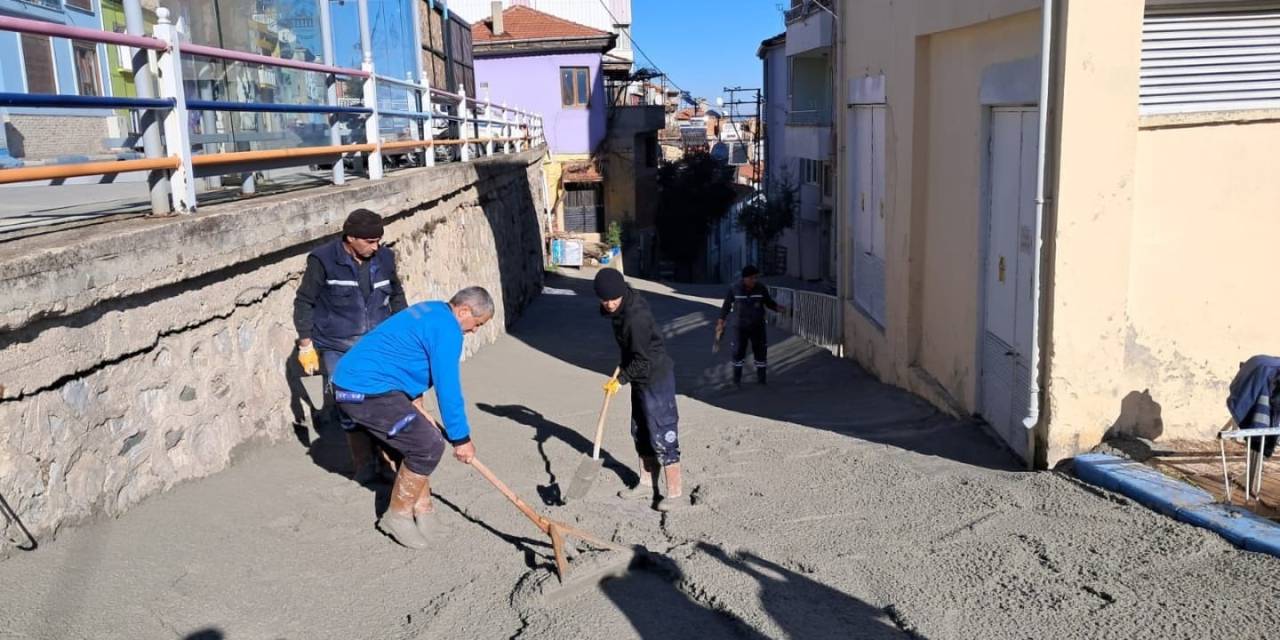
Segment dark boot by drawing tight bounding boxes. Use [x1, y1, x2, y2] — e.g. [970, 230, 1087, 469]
[378, 466, 430, 549]
[756, 366, 767, 385]
[347, 431, 379, 485]
[732, 365, 743, 387]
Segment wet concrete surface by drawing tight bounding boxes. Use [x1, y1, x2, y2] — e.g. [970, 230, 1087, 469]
[2, 271, 1278, 639]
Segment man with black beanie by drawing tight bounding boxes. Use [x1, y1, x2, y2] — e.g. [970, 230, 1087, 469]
[717, 265, 786, 386]
[594, 268, 687, 512]
[293, 208, 407, 484]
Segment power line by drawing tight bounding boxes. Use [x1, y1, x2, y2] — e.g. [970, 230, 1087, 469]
[593, 0, 689, 100]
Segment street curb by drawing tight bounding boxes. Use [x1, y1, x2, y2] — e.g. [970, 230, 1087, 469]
[1075, 453, 1280, 558]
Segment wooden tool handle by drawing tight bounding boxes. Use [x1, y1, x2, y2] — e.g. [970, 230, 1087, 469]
[470, 458, 550, 535]
[591, 367, 621, 460]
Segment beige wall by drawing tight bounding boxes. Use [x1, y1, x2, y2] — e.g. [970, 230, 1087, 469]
[1041, 0, 1146, 465]
[840, 0, 1280, 466]
[1116, 117, 1280, 442]
[838, 0, 1041, 418]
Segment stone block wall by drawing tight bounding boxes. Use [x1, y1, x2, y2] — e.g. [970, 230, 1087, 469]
[0, 150, 547, 553]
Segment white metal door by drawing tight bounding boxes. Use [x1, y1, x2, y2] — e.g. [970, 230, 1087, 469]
[981, 107, 1038, 460]
[849, 104, 886, 324]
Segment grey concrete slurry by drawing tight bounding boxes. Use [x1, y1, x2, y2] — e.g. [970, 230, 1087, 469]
[1, 272, 1278, 639]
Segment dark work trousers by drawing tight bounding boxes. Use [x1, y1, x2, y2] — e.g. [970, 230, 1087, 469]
[631, 366, 681, 466]
[336, 390, 446, 476]
[320, 349, 356, 431]
[732, 324, 768, 380]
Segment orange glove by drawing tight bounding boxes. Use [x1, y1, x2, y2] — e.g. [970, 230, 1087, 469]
[603, 377, 622, 396]
[297, 344, 320, 375]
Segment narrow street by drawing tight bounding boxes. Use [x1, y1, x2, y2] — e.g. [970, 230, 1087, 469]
[2, 271, 1277, 639]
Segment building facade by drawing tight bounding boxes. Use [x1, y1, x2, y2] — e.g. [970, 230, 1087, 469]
[835, 0, 1280, 467]
[0, 0, 119, 162]
[472, 4, 613, 238]
[449, 0, 633, 80]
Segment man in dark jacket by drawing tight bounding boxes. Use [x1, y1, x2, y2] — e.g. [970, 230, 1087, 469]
[293, 208, 407, 483]
[717, 265, 785, 386]
[594, 268, 686, 512]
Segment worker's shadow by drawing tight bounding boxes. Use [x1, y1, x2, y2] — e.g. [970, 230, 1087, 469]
[475, 403, 639, 505]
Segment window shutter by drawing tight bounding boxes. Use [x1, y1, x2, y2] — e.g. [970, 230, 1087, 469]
[1141, 6, 1280, 115]
[21, 35, 56, 95]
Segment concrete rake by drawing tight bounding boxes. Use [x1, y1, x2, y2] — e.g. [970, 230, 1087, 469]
[470, 458, 638, 584]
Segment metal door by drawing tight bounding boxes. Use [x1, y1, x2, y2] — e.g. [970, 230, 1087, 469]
[980, 107, 1038, 460]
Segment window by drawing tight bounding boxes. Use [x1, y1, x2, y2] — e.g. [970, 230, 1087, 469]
[799, 158, 819, 185]
[560, 67, 590, 108]
[66, 0, 94, 12]
[73, 40, 102, 97]
[20, 34, 57, 94]
[1141, 6, 1280, 115]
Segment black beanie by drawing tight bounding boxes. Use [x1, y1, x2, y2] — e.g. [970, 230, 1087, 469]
[594, 268, 627, 300]
[343, 209, 384, 239]
[742, 265, 760, 278]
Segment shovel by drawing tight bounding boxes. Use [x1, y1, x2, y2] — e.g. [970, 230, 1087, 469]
[565, 367, 621, 502]
[470, 458, 629, 583]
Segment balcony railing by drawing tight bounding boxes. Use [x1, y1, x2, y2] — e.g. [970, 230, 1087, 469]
[785, 0, 834, 24]
[0, 8, 546, 216]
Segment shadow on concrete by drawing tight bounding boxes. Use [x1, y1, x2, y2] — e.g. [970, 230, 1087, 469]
[509, 272, 1021, 471]
[183, 629, 224, 640]
[600, 542, 913, 639]
[476, 403, 640, 505]
[434, 493, 552, 572]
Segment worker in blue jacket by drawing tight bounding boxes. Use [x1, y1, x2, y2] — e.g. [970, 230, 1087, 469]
[332, 287, 494, 549]
[293, 208, 407, 484]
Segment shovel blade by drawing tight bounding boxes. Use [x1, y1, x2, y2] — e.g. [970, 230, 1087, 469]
[564, 456, 603, 502]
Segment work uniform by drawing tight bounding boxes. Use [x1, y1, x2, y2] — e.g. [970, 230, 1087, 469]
[331, 301, 471, 476]
[720, 280, 780, 384]
[606, 287, 680, 466]
[292, 237, 407, 427]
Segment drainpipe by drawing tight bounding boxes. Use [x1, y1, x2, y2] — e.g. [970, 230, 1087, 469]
[1022, 0, 1055, 469]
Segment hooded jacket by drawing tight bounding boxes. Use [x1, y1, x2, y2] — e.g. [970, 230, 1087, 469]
[604, 286, 673, 386]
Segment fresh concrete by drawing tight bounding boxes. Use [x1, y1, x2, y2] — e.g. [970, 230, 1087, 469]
[1, 272, 1277, 639]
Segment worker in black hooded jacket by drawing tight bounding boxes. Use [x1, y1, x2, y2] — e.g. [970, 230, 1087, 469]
[593, 268, 687, 512]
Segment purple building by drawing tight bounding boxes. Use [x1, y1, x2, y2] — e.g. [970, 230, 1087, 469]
[473, 5, 614, 234]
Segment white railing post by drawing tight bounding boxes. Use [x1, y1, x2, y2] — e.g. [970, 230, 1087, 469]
[484, 101, 494, 156]
[363, 71, 381, 179]
[357, 0, 382, 179]
[513, 105, 524, 153]
[153, 8, 196, 213]
[501, 102, 511, 154]
[422, 78, 435, 167]
[318, 0, 344, 185]
[459, 87, 471, 162]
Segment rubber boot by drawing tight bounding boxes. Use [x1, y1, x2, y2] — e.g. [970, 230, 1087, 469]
[378, 466, 430, 549]
[348, 431, 379, 485]
[412, 475, 445, 541]
[619, 456, 660, 501]
[732, 365, 743, 387]
[756, 366, 767, 385]
[655, 463, 688, 512]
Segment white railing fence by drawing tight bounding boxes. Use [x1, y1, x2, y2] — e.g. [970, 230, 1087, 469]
[767, 286, 842, 355]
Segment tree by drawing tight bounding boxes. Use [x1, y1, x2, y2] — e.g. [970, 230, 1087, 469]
[736, 176, 798, 265]
[655, 151, 737, 279]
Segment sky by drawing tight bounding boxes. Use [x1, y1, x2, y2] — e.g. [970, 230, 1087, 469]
[631, 0, 787, 108]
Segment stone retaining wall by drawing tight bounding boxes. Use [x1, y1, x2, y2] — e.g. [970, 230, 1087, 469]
[0, 150, 547, 553]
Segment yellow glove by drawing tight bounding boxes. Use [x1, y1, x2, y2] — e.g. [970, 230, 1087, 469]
[297, 344, 320, 375]
[603, 377, 622, 396]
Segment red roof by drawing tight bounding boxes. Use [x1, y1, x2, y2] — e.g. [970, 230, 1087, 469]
[473, 6, 610, 43]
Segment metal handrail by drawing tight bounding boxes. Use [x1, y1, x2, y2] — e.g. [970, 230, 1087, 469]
[182, 42, 369, 78]
[0, 15, 166, 50]
[0, 5, 548, 215]
[0, 93, 174, 110]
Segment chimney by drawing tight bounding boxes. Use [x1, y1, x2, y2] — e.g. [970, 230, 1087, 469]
[491, 1, 504, 36]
